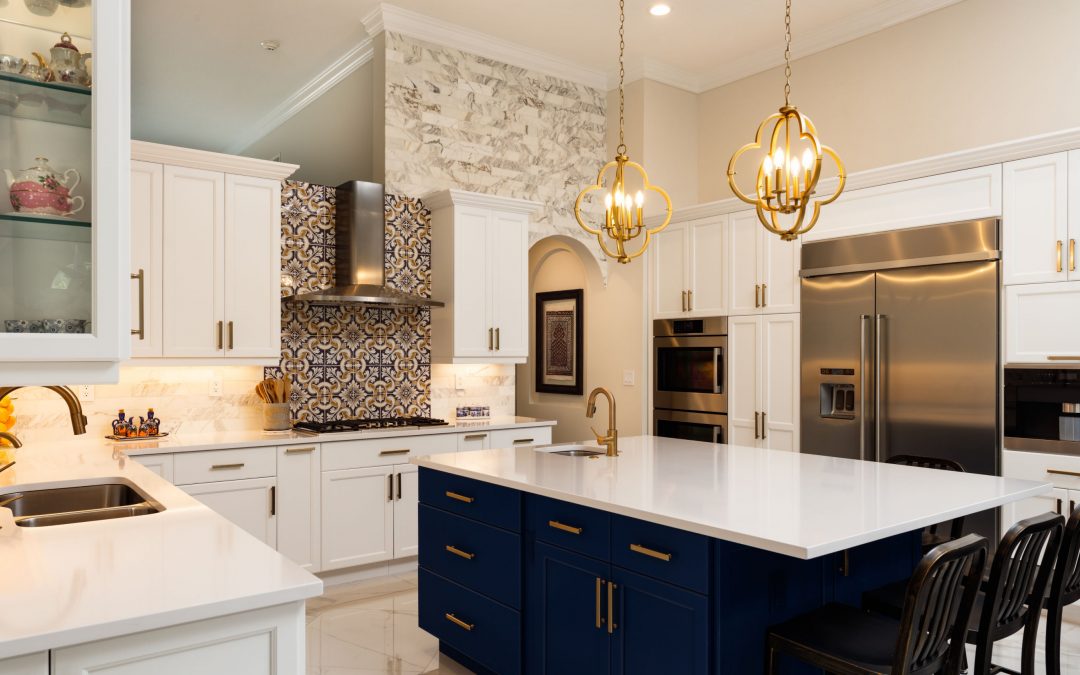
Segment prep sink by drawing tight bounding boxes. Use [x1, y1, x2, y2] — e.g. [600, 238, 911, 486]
[0, 482, 163, 527]
[534, 443, 606, 457]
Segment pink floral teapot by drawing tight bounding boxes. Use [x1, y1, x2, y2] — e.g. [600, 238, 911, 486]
[5, 157, 84, 217]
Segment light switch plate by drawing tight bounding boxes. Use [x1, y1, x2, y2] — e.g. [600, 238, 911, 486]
[455, 374, 466, 391]
[77, 384, 94, 402]
[209, 376, 223, 397]
[623, 370, 635, 386]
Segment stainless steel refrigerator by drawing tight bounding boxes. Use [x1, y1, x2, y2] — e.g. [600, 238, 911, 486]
[800, 219, 1001, 537]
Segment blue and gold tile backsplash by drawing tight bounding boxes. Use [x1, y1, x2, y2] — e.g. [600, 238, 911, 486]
[266, 181, 432, 421]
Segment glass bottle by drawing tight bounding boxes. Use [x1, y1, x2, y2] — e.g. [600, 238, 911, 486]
[112, 409, 128, 437]
[145, 408, 159, 436]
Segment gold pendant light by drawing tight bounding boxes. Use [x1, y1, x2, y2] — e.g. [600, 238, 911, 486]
[727, 0, 845, 241]
[575, 0, 672, 264]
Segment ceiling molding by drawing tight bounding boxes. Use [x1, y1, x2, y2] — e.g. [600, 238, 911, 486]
[621, 58, 702, 94]
[132, 140, 299, 180]
[228, 38, 374, 155]
[422, 188, 542, 215]
[362, 3, 609, 91]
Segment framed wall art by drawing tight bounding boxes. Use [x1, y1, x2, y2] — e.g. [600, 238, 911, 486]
[535, 289, 584, 395]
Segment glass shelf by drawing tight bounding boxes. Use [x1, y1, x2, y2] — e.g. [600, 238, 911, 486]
[0, 212, 91, 242]
[0, 72, 91, 128]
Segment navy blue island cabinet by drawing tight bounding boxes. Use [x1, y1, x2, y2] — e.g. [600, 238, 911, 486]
[417, 467, 921, 675]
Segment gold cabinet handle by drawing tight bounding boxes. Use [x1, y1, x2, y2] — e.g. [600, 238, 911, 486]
[488, 327, 494, 350]
[388, 474, 394, 501]
[210, 463, 245, 470]
[629, 543, 673, 562]
[1058, 240, 1064, 272]
[595, 578, 603, 629]
[1048, 356, 1080, 361]
[495, 327, 500, 350]
[227, 321, 234, 350]
[762, 411, 767, 440]
[1047, 468, 1080, 478]
[548, 520, 583, 535]
[216, 321, 224, 350]
[762, 283, 767, 307]
[607, 581, 617, 634]
[285, 446, 315, 454]
[1071, 239, 1076, 272]
[445, 490, 474, 503]
[512, 438, 535, 445]
[130, 269, 145, 339]
[445, 544, 475, 560]
[681, 290, 687, 312]
[445, 613, 474, 631]
[463, 433, 488, 441]
[754, 284, 760, 308]
[754, 412, 760, 439]
[687, 289, 693, 311]
[379, 448, 410, 456]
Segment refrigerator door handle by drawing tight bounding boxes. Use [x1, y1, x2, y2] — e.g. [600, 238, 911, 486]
[860, 314, 870, 461]
[875, 314, 885, 462]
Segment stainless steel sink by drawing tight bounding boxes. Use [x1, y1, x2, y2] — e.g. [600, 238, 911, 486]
[550, 448, 605, 457]
[0, 482, 162, 528]
[534, 443, 606, 457]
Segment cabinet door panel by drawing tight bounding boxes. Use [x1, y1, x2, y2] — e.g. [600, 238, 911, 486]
[453, 207, 492, 358]
[728, 211, 761, 315]
[132, 454, 174, 483]
[525, 542, 611, 675]
[652, 223, 689, 318]
[182, 477, 276, 547]
[276, 444, 320, 571]
[130, 161, 163, 358]
[689, 218, 727, 316]
[762, 314, 800, 452]
[394, 463, 419, 558]
[162, 166, 225, 357]
[760, 233, 800, 314]
[0, 652, 47, 675]
[490, 211, 529, 357]
[611, 567, 709, 675]
[1003, 153, 1069, 285]
[1003, 487, 1068, 537]
[728, 315, 761, 447]
[1070, 150, 1080, 281]
[321, 466, 394, 570]
[1006, 282, 1080, 363]
[223, 174, 281, 359]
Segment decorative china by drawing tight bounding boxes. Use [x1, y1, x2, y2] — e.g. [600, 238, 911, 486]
[4, 319, 89, 334]
[5, 156, 84, 216]
[0, 54, 27, 74]
[34, 32, 92, 87]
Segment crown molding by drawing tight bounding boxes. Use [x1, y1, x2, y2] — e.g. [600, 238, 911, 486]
[422, 189, 542, 216]
[621, 58, 702, 94]
[228, 38, 374, 154]
[132, 140, 299, 180]
[362, 3, 608, 91]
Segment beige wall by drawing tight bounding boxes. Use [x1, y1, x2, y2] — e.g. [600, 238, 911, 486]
[516, 236, 646, 443]
[642, 80, 700, 208]
[698, 0, 1080, 201]
[242, 63, 375, 186]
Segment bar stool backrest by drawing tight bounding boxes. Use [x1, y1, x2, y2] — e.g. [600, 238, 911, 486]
[1051, 503, 1080, 609]
[893, 533, 987, 674]
[981, 512, 1064, 640]
[886, 455, 966, 543]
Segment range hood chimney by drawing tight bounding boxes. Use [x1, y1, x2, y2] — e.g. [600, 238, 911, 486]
[292, 181, 443, 307]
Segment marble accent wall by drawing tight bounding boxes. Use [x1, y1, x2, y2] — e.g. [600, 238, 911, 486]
[382, 31, 607, 258]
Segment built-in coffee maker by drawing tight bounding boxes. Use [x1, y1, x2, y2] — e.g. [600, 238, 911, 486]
[1004, 367, 1080, 453]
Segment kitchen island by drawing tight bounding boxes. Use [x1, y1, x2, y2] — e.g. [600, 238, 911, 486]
[414, 436, 1050, 674]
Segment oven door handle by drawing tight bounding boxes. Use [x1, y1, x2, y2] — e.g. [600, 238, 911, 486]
[713, 347, 724, 394]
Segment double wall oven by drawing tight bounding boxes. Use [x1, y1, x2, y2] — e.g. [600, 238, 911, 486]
[653, 317, 728, 443]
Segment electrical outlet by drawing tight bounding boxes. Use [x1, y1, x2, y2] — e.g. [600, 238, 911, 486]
[455, 374, 466, 391]
[76, 384, 94, 402]
[209, 376, 223, 397]
[623, 370, 635, 386]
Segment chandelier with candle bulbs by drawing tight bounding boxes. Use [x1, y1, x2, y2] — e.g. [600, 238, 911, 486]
[575, 0, 672, 263]
[727, 0, 845, 241]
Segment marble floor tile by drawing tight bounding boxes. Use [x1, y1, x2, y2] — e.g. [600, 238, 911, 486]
[310, 572, 1080, 674]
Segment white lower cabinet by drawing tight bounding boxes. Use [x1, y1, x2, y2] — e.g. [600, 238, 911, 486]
[489, 426, 552, 448]
[457, 430, 491, 451]
[182, 477, 277, 548]
[321, 465, 394, 571]
[131, 453, 174, 482]
[52, 602, 304, 675]
[0, 652, 47, 675]
[1002, 449, 1080, 535]
[728, 313, 800, 451]
[393, 464, 419, 558]
[1005, 281, 1080, 364]
[275, 445, 321, 571]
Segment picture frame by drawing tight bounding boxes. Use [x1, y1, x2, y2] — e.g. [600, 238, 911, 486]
[535, 289, 584, 395]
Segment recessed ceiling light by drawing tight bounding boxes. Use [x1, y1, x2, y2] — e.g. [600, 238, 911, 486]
[649, 4, 671, 16]
[260, 39, 280, 51]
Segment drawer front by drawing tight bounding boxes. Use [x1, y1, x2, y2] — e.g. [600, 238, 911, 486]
[489, 426, 552, 448]
[322, 434, 458, 471]
[419, 468, 521, 532]
[173, 447, 276, 485]
[1003, 449, 1080, 490]
[526, 493, 610, 560]
[457, 431, 491, 451]
[420, 505, 521, 608]
[611, 515, 711, 593]
[419, 569, 521, 675]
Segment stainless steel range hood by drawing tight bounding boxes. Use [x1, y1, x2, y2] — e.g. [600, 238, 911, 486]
[292, 181, 443, 307]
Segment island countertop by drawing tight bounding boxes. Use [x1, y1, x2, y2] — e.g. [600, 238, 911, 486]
[413, 435, 1050, 559]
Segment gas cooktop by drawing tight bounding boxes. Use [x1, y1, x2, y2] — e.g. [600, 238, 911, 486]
[293, 416, 450, 435]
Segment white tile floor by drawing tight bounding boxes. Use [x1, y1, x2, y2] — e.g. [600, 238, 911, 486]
[307, 573, 1080, 675]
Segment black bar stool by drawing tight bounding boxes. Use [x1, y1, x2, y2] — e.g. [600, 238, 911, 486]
[765, 534, 987, 675]
[1045, 502, 1080, 675]
[886, 455, 967, 553]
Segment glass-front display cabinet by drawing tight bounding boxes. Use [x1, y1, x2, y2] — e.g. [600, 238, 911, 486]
[0, 0, 129, 384]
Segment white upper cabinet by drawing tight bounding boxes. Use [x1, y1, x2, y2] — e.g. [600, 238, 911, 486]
[426, 190, 540, 364]
[728, 313, 800, 451]
[0, 1, 130, 384]
[729, 210, 800, 316]
[650, 216, 729, 319]
[130, 142, 296, 365]
[1002, 153, 1070, 285]
[1006, 281, 1080, 364]
[1071, 149, 1080, 280]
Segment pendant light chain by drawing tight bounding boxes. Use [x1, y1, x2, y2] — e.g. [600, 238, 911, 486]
[617, 0, 626, 154]
[783, 0, 792, 106]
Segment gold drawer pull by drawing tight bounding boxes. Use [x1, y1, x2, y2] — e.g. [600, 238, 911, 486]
[285, 446, 315, 454]
[446, 490, 474, 503]
[1048, 356, 1080, 361]
[379, 448, 410, 456]
[549, 520, 584, 535]
[512, 438, 535, 445]
[1048, 468, 1080, 478]
[445, 545, 475, 560]
[629, 543, 673, 562]
[1058, 240, 1065, 273]
[210, 463, 245, 470]
[445, 613, 474, 631]
[463, 433, 488, 441]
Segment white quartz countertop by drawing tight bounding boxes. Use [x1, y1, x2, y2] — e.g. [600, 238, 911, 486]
[414, 436, 1051, 560]
[0, 442, 323, 659]
[36, 416, 555, 457]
